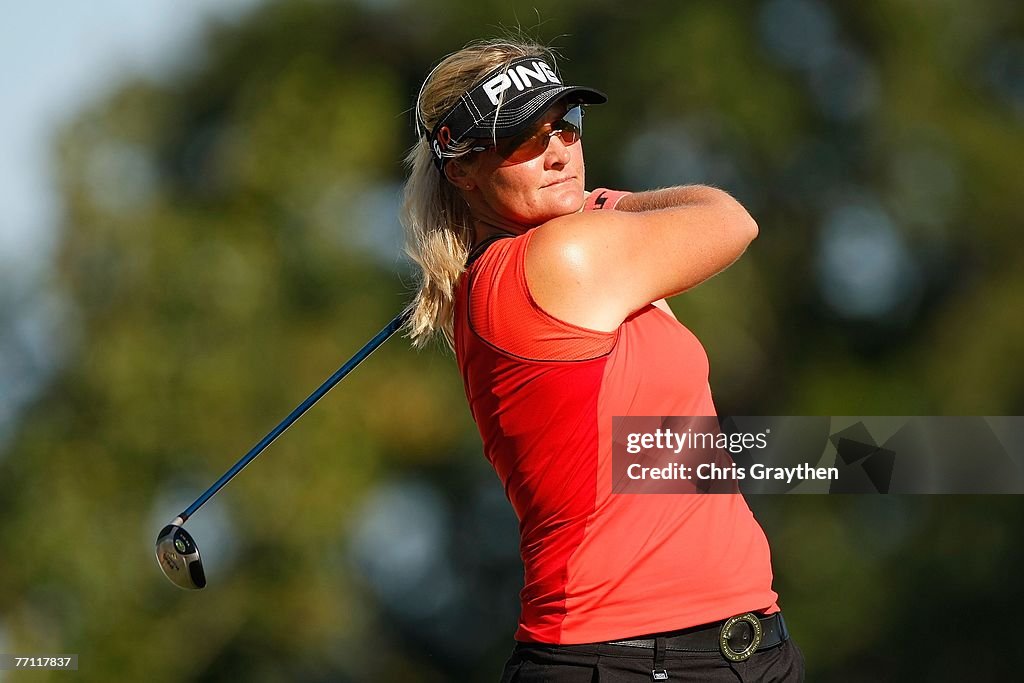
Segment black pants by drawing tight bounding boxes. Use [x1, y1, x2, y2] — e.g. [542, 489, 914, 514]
[499, 638, 805, 682]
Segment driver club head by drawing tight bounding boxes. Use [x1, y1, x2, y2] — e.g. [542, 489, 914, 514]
[155, 521, 207, 589]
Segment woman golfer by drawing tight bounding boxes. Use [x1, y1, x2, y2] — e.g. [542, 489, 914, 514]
[402, 39, 804, 682]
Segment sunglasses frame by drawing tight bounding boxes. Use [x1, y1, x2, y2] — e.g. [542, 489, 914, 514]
[469, 105, 585, 165]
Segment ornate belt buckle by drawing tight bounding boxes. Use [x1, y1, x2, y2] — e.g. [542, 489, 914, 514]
[719, 612, 763, 662]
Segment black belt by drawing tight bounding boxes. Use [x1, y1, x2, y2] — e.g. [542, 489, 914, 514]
[606, 612, 790, 664]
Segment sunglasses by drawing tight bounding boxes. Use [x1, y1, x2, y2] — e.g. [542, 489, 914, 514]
[470, 105, 584, 165]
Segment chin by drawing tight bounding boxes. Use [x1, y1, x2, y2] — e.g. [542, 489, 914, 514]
[543, 183, 584, 217]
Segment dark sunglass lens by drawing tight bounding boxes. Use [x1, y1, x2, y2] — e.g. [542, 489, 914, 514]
[563, 106, 583, 132]
[499, 130, 546, 163]
[554, 106, 583, 145]
[499, 106, 585, 164]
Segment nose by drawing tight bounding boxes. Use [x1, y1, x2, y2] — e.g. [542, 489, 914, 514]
[544, 132, 572, 167]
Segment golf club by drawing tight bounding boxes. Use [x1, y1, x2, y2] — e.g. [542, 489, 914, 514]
[155, 310, 409, 589]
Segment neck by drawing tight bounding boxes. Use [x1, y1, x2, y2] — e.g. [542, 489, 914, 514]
[471, 216, 531, 245]
[461, 190, 534, 244]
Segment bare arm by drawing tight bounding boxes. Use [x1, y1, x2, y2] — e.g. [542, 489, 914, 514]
[615, 186, 725, 212]
[528, 185, 757, 331]
[614, 187, 739, 320]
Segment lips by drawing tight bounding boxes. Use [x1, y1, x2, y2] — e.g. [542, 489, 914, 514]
[543, 176, 577, 188]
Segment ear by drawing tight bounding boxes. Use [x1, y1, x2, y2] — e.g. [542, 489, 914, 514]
[444, 159, 476, 191]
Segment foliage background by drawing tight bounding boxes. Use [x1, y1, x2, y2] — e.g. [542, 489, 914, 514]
[1, 0, 1022, 680]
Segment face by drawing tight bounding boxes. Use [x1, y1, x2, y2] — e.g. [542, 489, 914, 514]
[448, 101, 586, 231]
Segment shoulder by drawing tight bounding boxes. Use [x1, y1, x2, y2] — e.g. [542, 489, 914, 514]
[527, 210, 639, 281]
[524, 211, 644, 332]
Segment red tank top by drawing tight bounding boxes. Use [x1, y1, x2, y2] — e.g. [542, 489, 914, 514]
[453, 230, 779, 645]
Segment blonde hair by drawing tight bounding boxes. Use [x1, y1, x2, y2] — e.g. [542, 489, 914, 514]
[402, 38, 554, 348]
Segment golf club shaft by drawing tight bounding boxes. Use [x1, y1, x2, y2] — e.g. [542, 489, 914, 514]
[177, 310, 409, 523]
